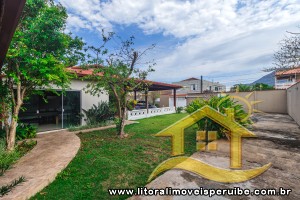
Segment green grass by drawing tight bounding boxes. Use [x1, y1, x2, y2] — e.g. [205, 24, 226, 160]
[68, 120, 115, 132]
[32, 113, 199, 200]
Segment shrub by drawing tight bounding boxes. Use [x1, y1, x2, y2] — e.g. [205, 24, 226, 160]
[0, 139, 20, 176]
[1, 123, 37, 141]
[82, 101, 115, 125]
[176, 107, 184, 114]
[126, 99, 137, 111]
[16, 123, 37, 141]
[185, 95, 252, 138]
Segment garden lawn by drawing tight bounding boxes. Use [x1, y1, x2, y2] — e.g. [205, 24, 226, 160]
[32, 113, 199, 200]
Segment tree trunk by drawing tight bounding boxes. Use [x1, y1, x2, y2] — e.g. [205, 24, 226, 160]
[6, 105, 21, 151]
[118, 107, 128, 138]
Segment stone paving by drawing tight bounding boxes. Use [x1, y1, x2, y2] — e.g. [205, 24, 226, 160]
[0, 131, 80, 200]
[130, 113, 300, 200]
[0, 120, 138, 200]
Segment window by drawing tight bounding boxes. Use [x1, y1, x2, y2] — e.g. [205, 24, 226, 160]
[190, 84, 197, 91]
[215, 86, 218, 91]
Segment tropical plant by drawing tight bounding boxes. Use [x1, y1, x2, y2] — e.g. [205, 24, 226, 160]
[82, 101, 114, 125]
[185, 96, 252, 138]
[16, 124, 37, 141]
[1, 124, 37, 141]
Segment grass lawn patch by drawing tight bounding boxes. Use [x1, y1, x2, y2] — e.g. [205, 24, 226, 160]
[32, 113, 199, 200]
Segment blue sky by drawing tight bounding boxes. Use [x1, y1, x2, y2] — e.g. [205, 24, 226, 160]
[59, 0, 300, 87]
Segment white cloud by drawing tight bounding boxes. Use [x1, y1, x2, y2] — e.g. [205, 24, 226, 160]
[59, 0, 300, 84]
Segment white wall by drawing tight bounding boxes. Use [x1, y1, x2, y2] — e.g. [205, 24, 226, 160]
[287, 82, 300, 126]
[69, 79, 109, 125]
[169, 97, 187, 107]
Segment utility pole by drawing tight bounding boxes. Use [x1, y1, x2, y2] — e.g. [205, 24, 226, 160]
[200, 75, 203, 93]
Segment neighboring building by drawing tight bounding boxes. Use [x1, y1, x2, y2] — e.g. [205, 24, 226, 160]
[159, 77, 225, 108]
[172, 77, 226, 94]
[275, 67, 300, 89]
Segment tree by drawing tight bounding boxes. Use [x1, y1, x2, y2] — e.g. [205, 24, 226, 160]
[85, 35, 155, 138]
[251, 83, 273, 91]
[230, 83, 273, 92]
[266, 28, 300, 71]
[149, 91, 160, 105]
[2, 0, 84, 151]
[231, 84, 251, 92]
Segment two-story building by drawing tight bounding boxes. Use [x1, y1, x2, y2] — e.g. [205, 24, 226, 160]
[275, 67, 300, 89]
[172, 77, 226, 94]
[159, 77, 226, 108]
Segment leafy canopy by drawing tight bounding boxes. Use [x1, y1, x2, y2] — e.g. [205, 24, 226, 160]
[4, 0, 84, 93]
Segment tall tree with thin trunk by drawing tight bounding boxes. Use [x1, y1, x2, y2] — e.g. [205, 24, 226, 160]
[2, 0, 84, 151]
[266, 28, 300, 71]
[85, 35, 155, 138]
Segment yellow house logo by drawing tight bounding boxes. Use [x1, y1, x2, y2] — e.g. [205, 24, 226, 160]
[148, 105, 271, 183]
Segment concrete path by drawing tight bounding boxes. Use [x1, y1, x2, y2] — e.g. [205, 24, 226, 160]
[0, 131, 80, 200]
[130, 113, 300, 200]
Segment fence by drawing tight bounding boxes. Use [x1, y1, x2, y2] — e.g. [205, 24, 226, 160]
[287, 82, 300, 126]
[127, 107, 176, 120]
[186, 90, 288, 114]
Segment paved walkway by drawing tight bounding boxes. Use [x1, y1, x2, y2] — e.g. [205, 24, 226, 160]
[0, 121, 138, 200]
[0, 131, 80, 200]
[130, 113, 300, 200]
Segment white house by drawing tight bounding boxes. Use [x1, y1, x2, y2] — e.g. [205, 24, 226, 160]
[19, 67, 108, 132]
[19, 66, 182, 131]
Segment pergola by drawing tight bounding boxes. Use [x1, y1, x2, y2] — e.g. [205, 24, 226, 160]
[133, 81, 182, 111]
[67, 66, 183, 111]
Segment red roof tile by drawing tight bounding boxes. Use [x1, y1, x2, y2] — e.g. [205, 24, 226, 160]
[275, 67, 300, 76]
[66, 66, 103, 77]
[67, 66, 182, 90]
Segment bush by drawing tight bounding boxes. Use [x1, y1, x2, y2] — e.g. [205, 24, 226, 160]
[185, 95, 252, 138]
[16, 123, 37, 141]
[0, 124, 37, 141]
[0, 139, 20, 176]
[82, 101, 115, 125]
[126, 99, 137, 111]
[176, 107, 184, 114]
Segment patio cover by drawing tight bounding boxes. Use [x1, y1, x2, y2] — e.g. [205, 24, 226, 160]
[67, 66, 182, 108]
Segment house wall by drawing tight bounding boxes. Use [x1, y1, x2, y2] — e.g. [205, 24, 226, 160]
[186, 90, 288, 114]
[69, 79, 109, 125]
[169, 97, 187, 107]
[159, 94, 170, 107]
[287, 82, 300, 126]
[172, 79, 226, 93]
